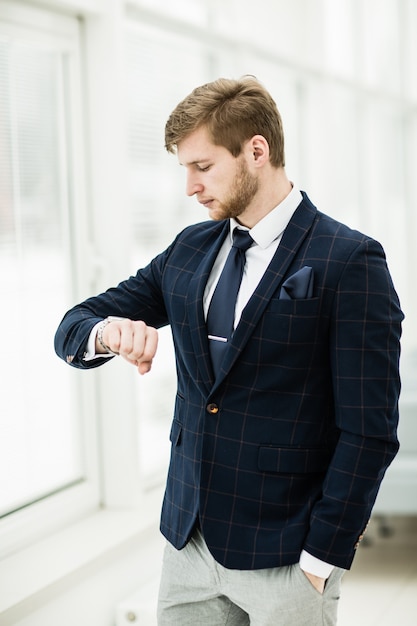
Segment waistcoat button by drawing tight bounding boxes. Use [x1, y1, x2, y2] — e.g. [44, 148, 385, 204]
[207, 403, 219, 414]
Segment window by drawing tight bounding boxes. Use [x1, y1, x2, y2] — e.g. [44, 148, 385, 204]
[0, 3, 99, 555]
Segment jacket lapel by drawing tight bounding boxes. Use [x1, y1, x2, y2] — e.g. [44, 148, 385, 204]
[186, 221, 229, 392]
[212, 199, 317, 389]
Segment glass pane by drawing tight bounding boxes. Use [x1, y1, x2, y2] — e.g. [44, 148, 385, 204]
[0, 39, 83, 515]
[301, 80, 361, 228]
[323, 0, 356, 78]
[404, 0, 417, 101]
[360, 0, 401, 94]
[131, 0, 209, 25]
[211, 0, 324, 69]
[361, 100, 407, 290]
[126, 25, 208, 258]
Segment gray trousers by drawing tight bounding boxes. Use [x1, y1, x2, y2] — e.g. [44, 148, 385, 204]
[157, 528, 344, 625]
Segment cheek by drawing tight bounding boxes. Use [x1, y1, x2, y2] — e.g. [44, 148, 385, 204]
[213, 175, 233, 198]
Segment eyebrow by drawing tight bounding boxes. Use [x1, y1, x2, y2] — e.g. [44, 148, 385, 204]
[178, 157, 213, 165]
[179, 158, 211, 167]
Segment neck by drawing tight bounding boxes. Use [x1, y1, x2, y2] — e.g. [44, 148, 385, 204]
[237, 168, 292, 229]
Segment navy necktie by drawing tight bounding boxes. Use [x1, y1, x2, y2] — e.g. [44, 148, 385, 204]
[207, 228, 253, 371]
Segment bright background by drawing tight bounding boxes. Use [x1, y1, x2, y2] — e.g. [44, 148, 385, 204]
[0, 1, 416, 624]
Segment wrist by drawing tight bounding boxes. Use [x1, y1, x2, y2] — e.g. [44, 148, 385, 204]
[96, 316, 124, 355]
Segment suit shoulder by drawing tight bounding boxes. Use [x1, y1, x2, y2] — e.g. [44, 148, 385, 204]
[178, 219, 224, 236]
[299, 196, 386, 263]
[175, 219, 227, 247]
[315, 211, 369, 242]
[301, 192, 373, 245]
[313, 209, 389, 258]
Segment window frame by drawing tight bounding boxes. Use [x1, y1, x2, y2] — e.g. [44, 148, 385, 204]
[0, 2, 101, 561]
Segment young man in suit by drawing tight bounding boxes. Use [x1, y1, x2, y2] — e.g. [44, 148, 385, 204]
[55, 77, 403, 625]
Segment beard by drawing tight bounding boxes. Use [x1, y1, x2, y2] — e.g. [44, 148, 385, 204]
[212, 159, 259, 221]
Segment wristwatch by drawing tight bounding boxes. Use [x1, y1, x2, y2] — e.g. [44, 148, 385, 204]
[97, 316, 124, 355]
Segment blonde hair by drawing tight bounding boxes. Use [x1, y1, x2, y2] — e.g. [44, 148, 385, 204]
[165, 76, 285, 167]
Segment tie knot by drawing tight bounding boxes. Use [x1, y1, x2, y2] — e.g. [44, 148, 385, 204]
[232, 228, 253, 252]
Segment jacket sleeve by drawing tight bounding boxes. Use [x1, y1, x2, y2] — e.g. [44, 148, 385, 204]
[54, 245, 173, 369]
[303, 237, 403, 569]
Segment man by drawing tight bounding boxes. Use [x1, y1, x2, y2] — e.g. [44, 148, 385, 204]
[55, 77, 403, 625]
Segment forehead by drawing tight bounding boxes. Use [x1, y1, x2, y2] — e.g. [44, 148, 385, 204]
[177, 126, 231, 165]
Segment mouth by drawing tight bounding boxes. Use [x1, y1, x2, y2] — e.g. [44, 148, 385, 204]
[198, 198, 214, 208]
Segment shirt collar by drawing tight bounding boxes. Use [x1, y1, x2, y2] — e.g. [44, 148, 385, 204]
[230, 185, 302, 249]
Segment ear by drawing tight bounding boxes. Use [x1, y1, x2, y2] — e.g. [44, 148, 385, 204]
[246, 135, 269, 167]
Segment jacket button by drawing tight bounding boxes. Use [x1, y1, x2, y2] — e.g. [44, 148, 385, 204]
[207, 403, 219, 414]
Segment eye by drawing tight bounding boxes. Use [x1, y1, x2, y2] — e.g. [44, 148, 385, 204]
[197, 164, 211, 172]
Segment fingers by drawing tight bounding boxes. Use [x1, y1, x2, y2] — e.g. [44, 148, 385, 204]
[302, 570, 325, 594]
[103, 319, 158, 374]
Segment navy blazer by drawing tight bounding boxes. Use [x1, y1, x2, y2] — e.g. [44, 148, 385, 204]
[55, 193, 403, 570]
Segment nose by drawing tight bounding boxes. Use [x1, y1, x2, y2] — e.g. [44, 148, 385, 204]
[185, 171, 203, 197]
